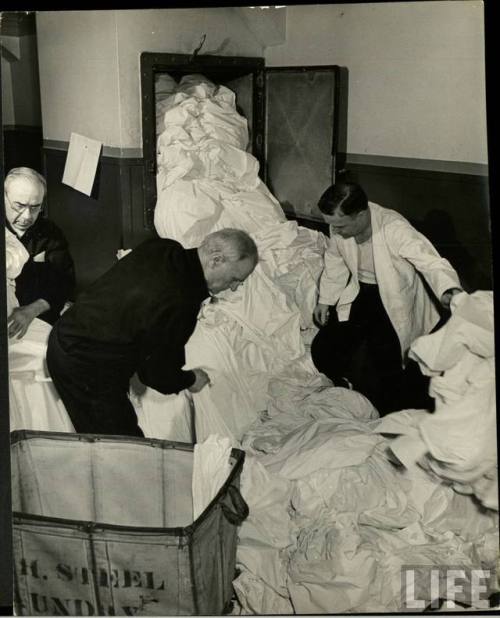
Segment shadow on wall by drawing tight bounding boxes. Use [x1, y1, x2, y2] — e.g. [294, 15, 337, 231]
[341, 166, 493, 293]
[415, 209, 492, 293]
[284, 167, 492, 294]
[3, 128, 43, 173]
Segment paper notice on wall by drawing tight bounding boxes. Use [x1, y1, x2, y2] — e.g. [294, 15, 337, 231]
[62, 133, 102, 196]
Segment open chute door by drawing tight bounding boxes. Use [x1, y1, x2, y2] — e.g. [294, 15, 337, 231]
[264, 66, 348, 222]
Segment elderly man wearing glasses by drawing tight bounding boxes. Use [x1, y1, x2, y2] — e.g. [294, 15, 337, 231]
[4, 167, 75, 338]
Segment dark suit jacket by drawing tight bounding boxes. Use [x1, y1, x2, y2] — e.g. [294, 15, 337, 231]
[8, 217, 75, 324]
[54, 238, 209, 395]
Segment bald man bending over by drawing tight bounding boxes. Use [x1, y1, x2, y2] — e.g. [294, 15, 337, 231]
[5, 167, 75, 338]
[46, 229, 258, 436]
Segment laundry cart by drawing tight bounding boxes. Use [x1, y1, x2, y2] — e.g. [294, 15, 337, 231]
[11, 430, 248, 616]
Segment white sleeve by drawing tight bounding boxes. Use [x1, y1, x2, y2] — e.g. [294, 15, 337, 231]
[318, 233, 351, 305]
[388, 220, 462, 300]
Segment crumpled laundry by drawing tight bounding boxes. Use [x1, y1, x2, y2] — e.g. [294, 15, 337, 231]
[192, 434, 234, 519]
[5, 72, 497, 615]
[135, 73, 326, 443]
[5, 227, 29, 316]
[139, 75, 500, 614]
[5, 230, 74, 433]
[236, 379, 498, 613]
[388, 291, 497, 510]
[9, 318, 74, 433]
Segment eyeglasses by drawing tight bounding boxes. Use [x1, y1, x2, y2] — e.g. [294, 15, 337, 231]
[5, 193, 43, 215]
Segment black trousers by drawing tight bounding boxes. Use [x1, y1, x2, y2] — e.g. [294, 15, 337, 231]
[311, 283, 433, 415]
[46, 325, 144, 437]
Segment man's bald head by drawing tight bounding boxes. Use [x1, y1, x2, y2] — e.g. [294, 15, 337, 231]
[4, 167, 47, 235]
[198, 228, 258, 295]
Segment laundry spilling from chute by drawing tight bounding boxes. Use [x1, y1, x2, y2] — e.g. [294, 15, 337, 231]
[147, 74, 499, 612]
[135, 72, 328, 444]
[6, 73, 498, 614]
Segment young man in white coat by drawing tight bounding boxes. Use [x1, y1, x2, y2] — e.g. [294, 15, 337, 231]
[311, 182, 462, 415]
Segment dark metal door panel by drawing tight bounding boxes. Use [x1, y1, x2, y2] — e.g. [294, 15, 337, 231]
[224, 74, 254, 151]
[224, 70, 266, 178]
[264, 66, 347, 221]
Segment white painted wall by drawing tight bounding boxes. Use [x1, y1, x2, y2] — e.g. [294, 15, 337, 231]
[36, 11, 121, 145]
[36, 8, 264, 149]
[116, 8, 265, 148]
[265, 1, 488, 164]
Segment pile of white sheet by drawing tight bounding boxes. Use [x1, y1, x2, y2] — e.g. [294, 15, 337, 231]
[6, 229, 74, 433]
[234, 381, 498, 613]
[8, 318, 74, 433]
[388, 291, 497, 511]
[3, 73, 496, 614]
[5, 228, 29, 316]
[136, 74, 327, 442]
[152, 75, 498, 613]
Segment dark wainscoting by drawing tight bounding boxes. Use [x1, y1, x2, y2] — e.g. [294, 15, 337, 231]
[43, 146, 493, 296]
[346, 162, 492, 292]
[3, 125, 43, 174]
[290, 162, 492, 293]
[43, 148, 155, 294]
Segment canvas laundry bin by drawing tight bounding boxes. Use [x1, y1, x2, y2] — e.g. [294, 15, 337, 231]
[11, 430, 248, 616]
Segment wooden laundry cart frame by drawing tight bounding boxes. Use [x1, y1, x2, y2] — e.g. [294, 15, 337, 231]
[140, 52, 348, 229]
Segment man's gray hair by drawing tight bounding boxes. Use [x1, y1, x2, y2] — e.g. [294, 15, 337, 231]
[5, 167, 47, 198]
[201, 228, 258, 263]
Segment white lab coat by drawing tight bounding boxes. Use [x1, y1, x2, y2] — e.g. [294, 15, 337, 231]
[318, 202, 461, 358]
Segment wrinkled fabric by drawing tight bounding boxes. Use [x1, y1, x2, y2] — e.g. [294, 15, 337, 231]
[5, 227, 29, 280]
[143, 74, 326, 443]
[236, 380, 498, 614]
[154, 178, 286, 247]
[234, 453, 297, 614]
[148, 75, 498, 613]
[9, 318, 74, 433]
[192, 434, 234, 519]
[5, 227, 29, 316]
[6, 233, 73, 432]
[390, 291, 497, 510]
[133, 388, 193, 442]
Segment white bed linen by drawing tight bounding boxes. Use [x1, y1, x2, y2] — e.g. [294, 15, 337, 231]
[387, 291, 497, 510]
[234, 383, 498, 613]
[138, 75, 326, 444]
[9, 318, 74, 433]
[147, 75, 499, 613]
